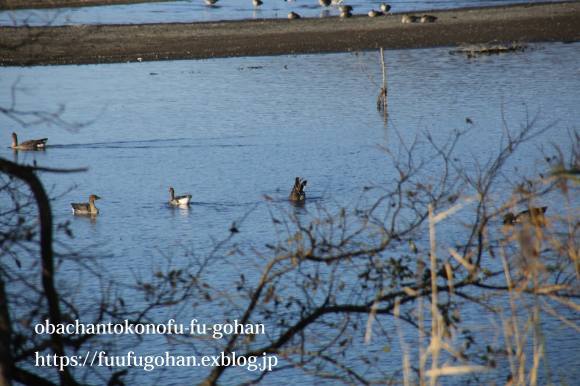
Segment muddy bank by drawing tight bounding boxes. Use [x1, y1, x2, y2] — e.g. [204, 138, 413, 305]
[0, 0, 169, 10]
[1, 2, 579, 66]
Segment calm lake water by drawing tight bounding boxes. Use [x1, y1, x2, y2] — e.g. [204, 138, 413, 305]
[0, 0, 565, 26]
[1, 42, 579, 384]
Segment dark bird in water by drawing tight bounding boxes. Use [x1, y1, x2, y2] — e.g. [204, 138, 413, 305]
[289, 177, 307, 203]
[503, 206, 548, 226]
[71, 194, 101, 216]
[11, 132, 47, 150]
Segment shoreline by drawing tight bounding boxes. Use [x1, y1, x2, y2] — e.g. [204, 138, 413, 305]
[1, 2, 579, 66]
[0, 0, 569, 10]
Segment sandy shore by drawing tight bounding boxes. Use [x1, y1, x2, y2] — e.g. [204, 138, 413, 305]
[0, 2, 579, 66]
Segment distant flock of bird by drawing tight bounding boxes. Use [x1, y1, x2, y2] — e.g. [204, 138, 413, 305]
[203, 0, 437, 22]
[10, 133, 309, 216]
[10, 132, 547, 227]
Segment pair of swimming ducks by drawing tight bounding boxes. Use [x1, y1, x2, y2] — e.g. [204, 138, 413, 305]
[70, 188, 191, 215]
[71, 188, 194, 214]
[71, 178, 308, 216]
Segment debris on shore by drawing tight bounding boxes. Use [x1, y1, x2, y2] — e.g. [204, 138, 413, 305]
[450, 42, 528, 58]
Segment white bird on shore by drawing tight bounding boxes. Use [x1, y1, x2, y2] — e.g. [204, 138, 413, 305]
[379, 3, 391, 13]
[340, 10, 352, 18]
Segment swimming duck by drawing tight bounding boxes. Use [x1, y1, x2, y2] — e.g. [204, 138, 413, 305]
[503, 207, 548, 226]
[368, 9, 384, 17]
[289, 177, 307, 202]
[379, 3, 391, 12]
[11, 132, 48, 150]
[288, 11, 301, 19]
[71, 194, 101, 215]
[205, 0, 218, 5]
[319, 0, 331, 7]
[420, 14, 437, 23]
[169, 187, 192, 206]
[253, 0, 263, 6]
[401, 15, 419, 23]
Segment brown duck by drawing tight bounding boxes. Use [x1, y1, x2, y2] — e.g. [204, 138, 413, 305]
[503, 206, 547, 226]
[11, 132, 47, 150]
[289, 177, 307, 203]
[71, 194, 101, 215]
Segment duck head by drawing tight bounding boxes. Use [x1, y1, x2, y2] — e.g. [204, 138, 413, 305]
[89, 194, 101, 202]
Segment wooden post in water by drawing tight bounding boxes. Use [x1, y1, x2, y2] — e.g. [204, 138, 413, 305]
[377, 48, 388, 119]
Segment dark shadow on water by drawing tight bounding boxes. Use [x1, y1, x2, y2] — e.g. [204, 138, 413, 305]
[71, 213, 98, 225]
[47, 137, 255, 150]
[167, 204, 191, 218]
[164, 200, 261, 213]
